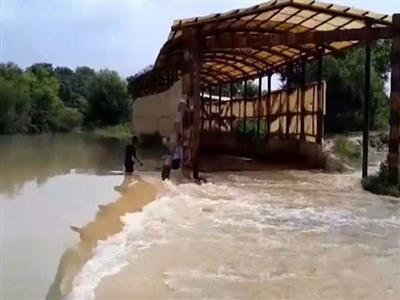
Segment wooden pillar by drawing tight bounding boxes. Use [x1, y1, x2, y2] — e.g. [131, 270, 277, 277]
[388, 14, 400, 184]
[257, 75, 262, 138]
[230, 83, 234, 132]
[208, 87, 212, 131]
[192, 40, 201, 179]
[182, 29, 202, 180]
[244, 80, 248, 133]
[267, 72, 272, 138]
[316, 47, 323, 144]
[286, 64, 292, 138]
[362, 40, 372, 178]
[218, 84, 222, 133]
[300, 57, 306, 140]
[200, 90, 204, 131]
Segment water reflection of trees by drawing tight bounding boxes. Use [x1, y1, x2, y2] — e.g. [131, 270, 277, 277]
[0, 134, 161, 197]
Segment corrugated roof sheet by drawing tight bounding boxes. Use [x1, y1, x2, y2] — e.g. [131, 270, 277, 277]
[132, 0, 393, 96]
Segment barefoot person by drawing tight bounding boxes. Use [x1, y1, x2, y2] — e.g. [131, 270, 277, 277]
[125, 136, 143, 174]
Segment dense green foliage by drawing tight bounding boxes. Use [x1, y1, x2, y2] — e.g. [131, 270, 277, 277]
[333, 136, 361, 166]
[93, 123, 133, 140]
[0, 62, 131, 134]
[281, 41, 391, 133]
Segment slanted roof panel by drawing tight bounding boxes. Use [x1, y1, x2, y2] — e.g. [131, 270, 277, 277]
[132, 0, 394, 97]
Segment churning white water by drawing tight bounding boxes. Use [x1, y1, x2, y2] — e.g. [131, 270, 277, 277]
[68, 171, 400, 300]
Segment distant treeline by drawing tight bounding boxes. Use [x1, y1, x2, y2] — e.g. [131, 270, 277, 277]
[280, 40, 392, 132]
[0, 41, 392, 135]
[0, 63, 130, 134]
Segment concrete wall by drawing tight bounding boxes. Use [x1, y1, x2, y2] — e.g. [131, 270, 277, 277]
[132, 79, 182, 137]
[200, 133, 324, 168]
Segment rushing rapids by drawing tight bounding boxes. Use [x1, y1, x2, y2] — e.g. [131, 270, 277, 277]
[67, 171, 400, 300]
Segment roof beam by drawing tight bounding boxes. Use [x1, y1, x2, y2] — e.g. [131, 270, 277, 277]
[201, 74, 218, 87]
[203, 58, 248, 76]
[202, 68, 232, 82]
[203, 52, 265, 71]
[205, 26, 398, 50]
[255, 46, 296, 60]
[270, 7, 301, 30]
[290, 1, 391, 27]
[204, 49, 269, 67]
[171, 1, 289, 30]
[203, 65, 237, 80]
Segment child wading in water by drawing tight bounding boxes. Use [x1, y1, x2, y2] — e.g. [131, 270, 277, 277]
[124, 136, 143, 174]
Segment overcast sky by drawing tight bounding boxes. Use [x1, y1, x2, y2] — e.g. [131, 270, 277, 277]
[1, 0, 398, 78]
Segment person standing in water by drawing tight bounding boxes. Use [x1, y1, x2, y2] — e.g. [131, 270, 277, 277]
[125, 136, 143, 174]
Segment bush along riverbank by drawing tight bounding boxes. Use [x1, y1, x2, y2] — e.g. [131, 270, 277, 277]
[0, 63, 130, 134]
[324, 132, 399, 198]
[91, 123, 133, 140]
[362, 162, 400, 198]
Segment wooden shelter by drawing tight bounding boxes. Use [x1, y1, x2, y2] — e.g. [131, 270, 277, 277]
[131, 0, 400, 182]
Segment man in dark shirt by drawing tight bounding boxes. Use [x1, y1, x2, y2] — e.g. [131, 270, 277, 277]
[125, 136, 143, 174]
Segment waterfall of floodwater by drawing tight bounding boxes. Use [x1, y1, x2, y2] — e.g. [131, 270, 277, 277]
[67, 171, 400, 300]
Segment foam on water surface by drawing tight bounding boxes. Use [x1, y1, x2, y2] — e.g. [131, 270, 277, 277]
[68, 171, 400, 300]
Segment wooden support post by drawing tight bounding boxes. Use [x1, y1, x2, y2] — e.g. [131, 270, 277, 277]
[244, 80, 248, 133]
[286, 64, 292, 138]
[218, 84, 222, 133]
[208, 88, 212, 131]
[257, 75, 262, 138]
[388, 14, 400, 184]
[183, 29, 201, 180]
[230, 83, 234, 132]
[300, 57, 306, 140]
[362, 40, 372, 178]
[201, 90, 204, 131]
[267, 73, 272, 138]
[239, 94, 242, 119]
[316, 47, 323, 144]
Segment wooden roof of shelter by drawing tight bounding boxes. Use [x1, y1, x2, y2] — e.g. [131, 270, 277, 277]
[131, 0, 395, 97]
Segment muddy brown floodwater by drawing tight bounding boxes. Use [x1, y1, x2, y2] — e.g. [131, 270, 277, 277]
[1, 134, 399, 300]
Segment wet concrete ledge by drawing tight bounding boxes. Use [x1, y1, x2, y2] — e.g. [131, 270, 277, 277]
[199, 134, 324, 172]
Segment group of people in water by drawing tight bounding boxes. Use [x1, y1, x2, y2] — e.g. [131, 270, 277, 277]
[123, 134, 204, 183]
[125, 98, 205, 182]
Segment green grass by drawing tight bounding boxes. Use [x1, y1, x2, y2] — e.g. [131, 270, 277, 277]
[334, 136, 361, 165]
[93, 123, 133, 140]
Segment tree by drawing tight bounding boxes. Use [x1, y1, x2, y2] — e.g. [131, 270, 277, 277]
[0, 62, 23, 80]
[0, 75, 31, 133]
[72, 66, 96, 99]
[25, 68, 64, 132]
[87, 69, 130, 126]
[279, 43, 390, 133]
[54, 66, 74, 106]
[26, 63, 54, 75]
[0, 62, 129, 133]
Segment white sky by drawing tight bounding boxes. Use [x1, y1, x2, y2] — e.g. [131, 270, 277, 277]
[1, 0, 398, 86]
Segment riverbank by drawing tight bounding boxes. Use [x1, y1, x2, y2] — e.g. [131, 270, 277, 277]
[90, 123, 133, 140]
[324, 132, 399, 198]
